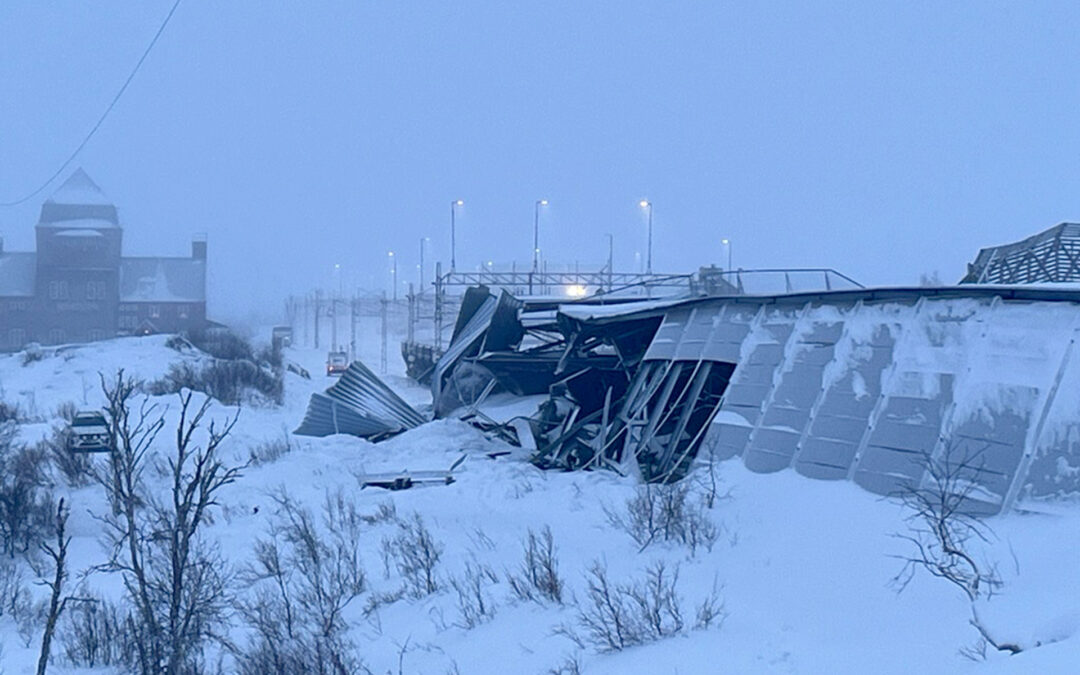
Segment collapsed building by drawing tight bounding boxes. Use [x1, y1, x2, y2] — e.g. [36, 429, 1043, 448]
[297, 237, 1080, 515]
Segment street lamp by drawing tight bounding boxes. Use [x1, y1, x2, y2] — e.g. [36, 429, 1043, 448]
[639, 200, 653, 274]
[450, 200, 464, 272]
[388, 250, 397, 301]
[418, 237, 430, 294]
[533, 199, 548, 273]
[721, 238, 732, 271]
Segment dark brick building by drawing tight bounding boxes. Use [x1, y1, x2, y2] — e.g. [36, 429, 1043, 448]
[0, 169, 207, 352]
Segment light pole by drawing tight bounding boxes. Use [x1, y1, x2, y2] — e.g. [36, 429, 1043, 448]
[606, 233, 614, 291]
[388, 251, 397, 301]
[418, 237, 429, 294]
[450, 200, 463, 272]
[639, 200, 653, 274]
[533, 199, 548, 273]
[722, 238, 732, 271]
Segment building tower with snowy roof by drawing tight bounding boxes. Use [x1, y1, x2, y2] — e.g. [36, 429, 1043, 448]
[0, 169, 207, 351]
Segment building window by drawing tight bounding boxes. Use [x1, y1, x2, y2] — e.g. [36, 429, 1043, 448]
[48, 280, 69, 300]
[9, 329, 26, 350]
[149, 305, 160, 319]
[119, 315, 138, 330]
[86, 281, 106, 300]
[48, 329, 65, 345]
[178, 304, 189, 319]
[89, 329, 108, 342]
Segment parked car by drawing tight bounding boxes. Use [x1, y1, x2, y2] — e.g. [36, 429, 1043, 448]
[272, 325, 293, 349]
[326, 351, 349, 376]
[66, 410, 113, 453]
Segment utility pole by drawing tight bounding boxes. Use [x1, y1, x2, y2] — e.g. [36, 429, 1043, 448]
[419, 237, 427, 295]
[639, 200, 653, 275]
[407, 283, 415, 343]
[434, 261, 443, 349]
[349, 294, 357, 361]
[313, 289, 321, 350]
[533, 199, 547, 272]
[380, 292, 388, 375]
[606, 233, 614, 291]
[450, 200, 463, 272]
[330, 295, 337, 351]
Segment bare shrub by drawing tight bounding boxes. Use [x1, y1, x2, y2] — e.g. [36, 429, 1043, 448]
[449, 560, 499, 628]
[41, 426, 92, 489]
[506, 526, 564, 604]
[605, 482, 718, 555]
[693, 577, 726, 630]
[149, 360, 283, 407]
[235, 489, 367, 675]
[96, 372, 241, 674]
[572, 559, 719, 653]
[575, 561, 639, 651]
[0, 427, 54, 558]
[248, 431, 294, 466]
[893, 444, 1020, 656]
[59, 595, 140, 669]
[21, 344, 44, 366]
[184, 327, 255, 362]
[0, 400, 21, 424]
[383, 513, 443, 597]
[547, 653, 584, 675]
[0, 556, 30, 619]
[359, 500, 397, 526]
[53, 402, 77, 423]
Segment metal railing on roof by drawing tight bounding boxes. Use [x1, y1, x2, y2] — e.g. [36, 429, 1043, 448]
[701, 268, 864, 295]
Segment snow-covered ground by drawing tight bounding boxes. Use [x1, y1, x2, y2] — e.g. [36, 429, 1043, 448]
[1, 327, 1079, 674]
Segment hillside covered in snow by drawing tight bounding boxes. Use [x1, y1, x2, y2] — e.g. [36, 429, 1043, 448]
[1, 331, 1079, 674]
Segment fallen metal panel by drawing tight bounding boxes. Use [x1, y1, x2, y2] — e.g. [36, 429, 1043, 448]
[432, 293, 499, 408]
[295, 360, 425, 438]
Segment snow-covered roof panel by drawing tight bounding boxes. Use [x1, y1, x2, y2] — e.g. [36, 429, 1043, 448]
[557, 297, 689, 322]
[53, 228, 106, 237]
[45, 168, 113, 206]
[38, 169, 120, 227]
[119, 257, 205, 303]
[0, 252, 36, 297]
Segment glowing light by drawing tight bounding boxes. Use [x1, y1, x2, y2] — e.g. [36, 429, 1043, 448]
[721, 238, 730, 245]
[455, 200, 464, 206]
[639, 200, 650, 208]
[539, 199, 548, 206]
[388, 251, 394, 256]
[566, 284, 588, 297]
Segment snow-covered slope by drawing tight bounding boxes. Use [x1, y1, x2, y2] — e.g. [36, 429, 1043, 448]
[1, 334, 1079, 674]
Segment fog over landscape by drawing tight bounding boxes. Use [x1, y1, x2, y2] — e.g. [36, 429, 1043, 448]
[6, 3, 1080, 675]
[5, 2, 1080, 323]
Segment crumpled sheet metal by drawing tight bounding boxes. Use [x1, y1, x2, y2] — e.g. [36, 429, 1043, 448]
[294, 360, 426, 438]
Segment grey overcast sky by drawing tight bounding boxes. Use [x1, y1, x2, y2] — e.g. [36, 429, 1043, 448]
[3, 1, 1080, 322]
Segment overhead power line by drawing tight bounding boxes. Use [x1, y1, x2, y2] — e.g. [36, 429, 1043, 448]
[0, 0, 183, 207]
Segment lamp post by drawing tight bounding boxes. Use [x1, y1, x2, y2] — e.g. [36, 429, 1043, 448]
[722, 238, 732, 271]
[606, 233, 614, 291]
[418, 237, 429, 294]
[388, 250, 397, 301]
[533, 199, 548, 273]
[450, 200, 463, 272]
[639, 200, 653, 274]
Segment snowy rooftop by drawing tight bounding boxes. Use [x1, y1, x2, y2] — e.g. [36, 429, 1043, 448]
[37, 168, 120, 227]
[44, 167, 113, 207]
[119, 256, 206, 303]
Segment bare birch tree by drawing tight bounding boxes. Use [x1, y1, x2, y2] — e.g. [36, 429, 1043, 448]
[97, 371, 241, 674]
